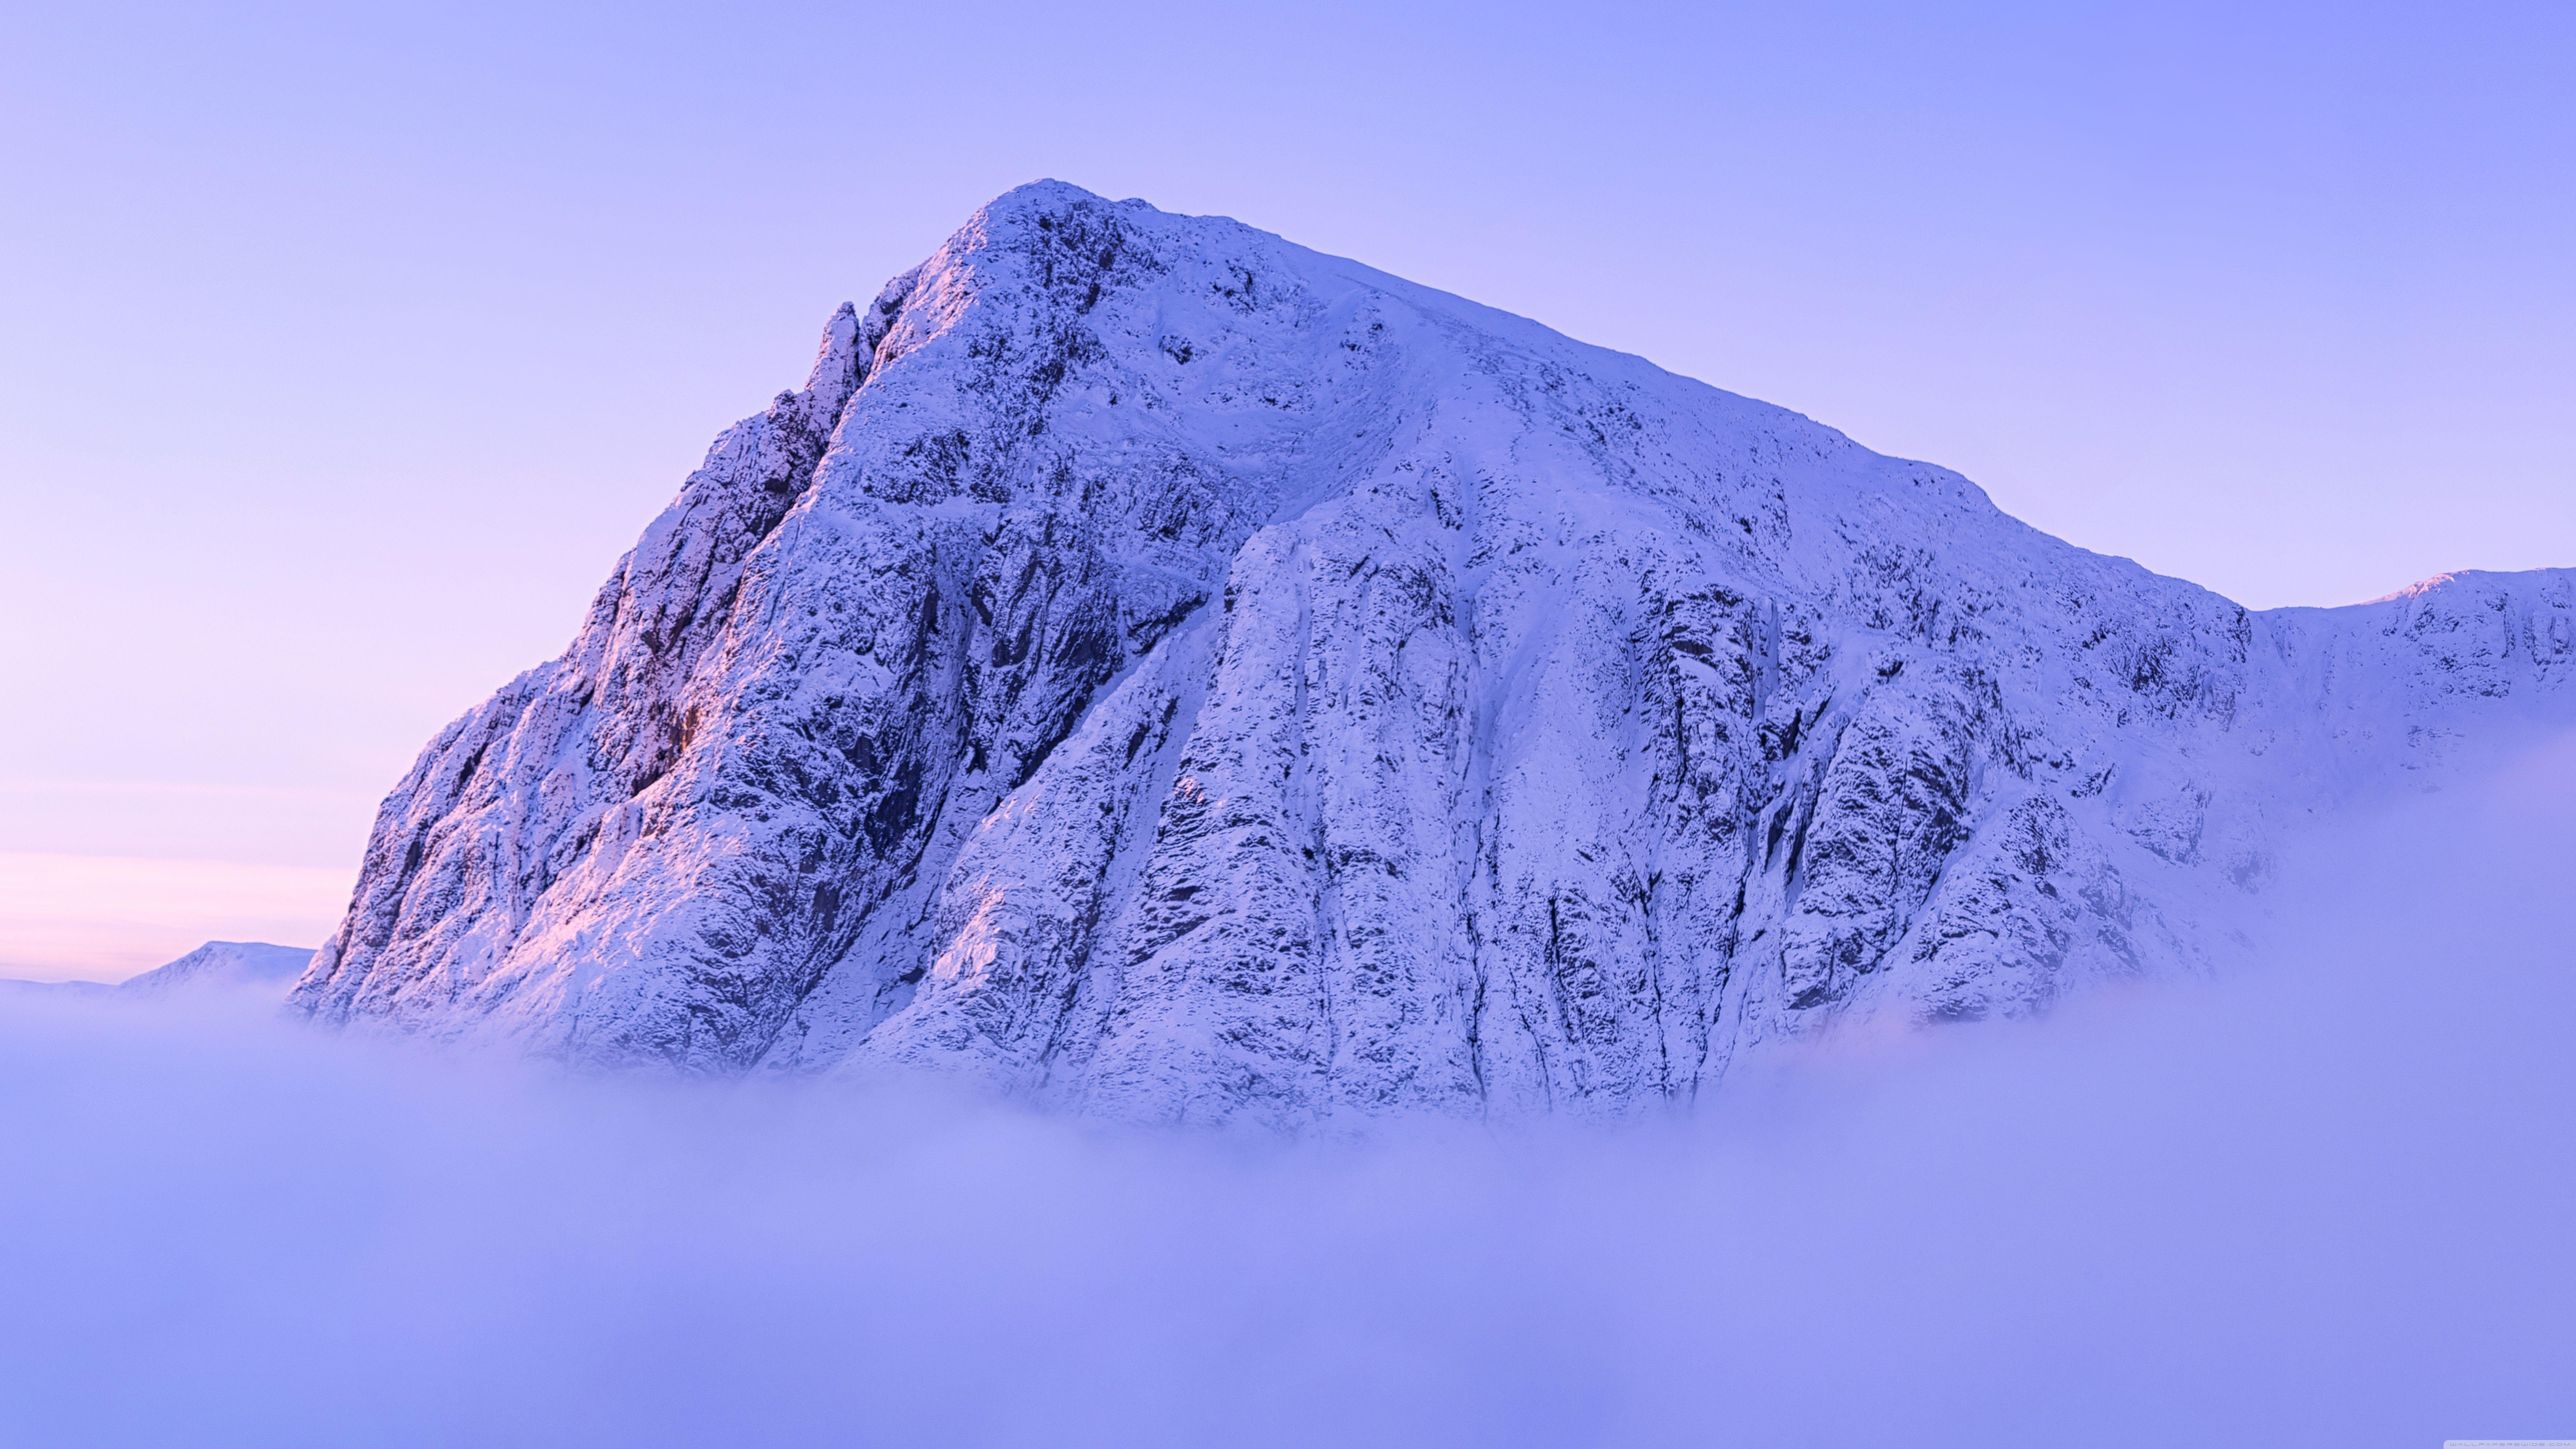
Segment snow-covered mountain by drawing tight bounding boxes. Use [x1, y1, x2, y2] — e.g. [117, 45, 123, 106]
[120, 941, 315, 998]
[287, 182, 2574, 1125]
[2, 941, 315, 1000]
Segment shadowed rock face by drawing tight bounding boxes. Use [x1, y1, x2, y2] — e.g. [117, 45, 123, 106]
[288, 182, 2576, 1126]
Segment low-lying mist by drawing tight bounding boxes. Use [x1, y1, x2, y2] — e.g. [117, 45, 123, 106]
[6, 740, 2573, 1448]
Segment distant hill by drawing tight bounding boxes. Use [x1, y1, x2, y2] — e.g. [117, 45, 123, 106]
[1, 941, 316, 1001]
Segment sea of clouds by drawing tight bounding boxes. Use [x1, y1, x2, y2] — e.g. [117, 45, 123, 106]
[4, 737, 2572, 1448]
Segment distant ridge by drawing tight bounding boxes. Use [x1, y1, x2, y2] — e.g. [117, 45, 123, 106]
[1, 941, 316, 1001]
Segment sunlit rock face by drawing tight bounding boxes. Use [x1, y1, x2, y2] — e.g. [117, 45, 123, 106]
[288, 182, 2576, 1125]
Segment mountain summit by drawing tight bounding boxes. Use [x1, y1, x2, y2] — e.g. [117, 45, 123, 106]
[289, 182, 2574, 1125]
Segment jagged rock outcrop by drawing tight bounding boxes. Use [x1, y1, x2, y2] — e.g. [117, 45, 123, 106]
[288, 182, 2576, 1125]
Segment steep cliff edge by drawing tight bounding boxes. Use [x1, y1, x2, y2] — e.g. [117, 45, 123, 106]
[289, 182, 2575, 1125]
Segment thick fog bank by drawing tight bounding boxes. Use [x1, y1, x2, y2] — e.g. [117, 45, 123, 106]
[4, 740, 2572, 1448]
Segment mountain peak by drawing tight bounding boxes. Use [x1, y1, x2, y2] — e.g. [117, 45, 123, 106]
[1, 940, 317, 1001]
[286, 191, 2576, 1125]
[121, 941, 317, 997]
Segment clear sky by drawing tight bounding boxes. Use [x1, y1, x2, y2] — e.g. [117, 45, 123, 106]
[3, 0, 2570, 978]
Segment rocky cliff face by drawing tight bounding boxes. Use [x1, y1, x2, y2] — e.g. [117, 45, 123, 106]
[288, 182, 2576, 1125]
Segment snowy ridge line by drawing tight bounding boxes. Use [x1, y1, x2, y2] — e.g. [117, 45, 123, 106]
[287, 181, 2575, 1126]
[3, 941, 316, 999]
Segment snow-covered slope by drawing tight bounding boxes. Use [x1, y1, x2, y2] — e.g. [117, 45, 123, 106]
[3, 941, 316, 1001]
[120, 941, 316, 998]
[287, 182, 2575, 1125]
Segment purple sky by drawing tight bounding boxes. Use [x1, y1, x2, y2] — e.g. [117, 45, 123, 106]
[3, 0, 2570, 977]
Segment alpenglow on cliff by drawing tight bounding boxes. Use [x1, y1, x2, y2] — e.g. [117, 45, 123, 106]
[290, 182, 2575, 1124]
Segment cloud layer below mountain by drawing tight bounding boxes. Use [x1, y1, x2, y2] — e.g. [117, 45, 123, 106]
[4, 737, 2570, 1448]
